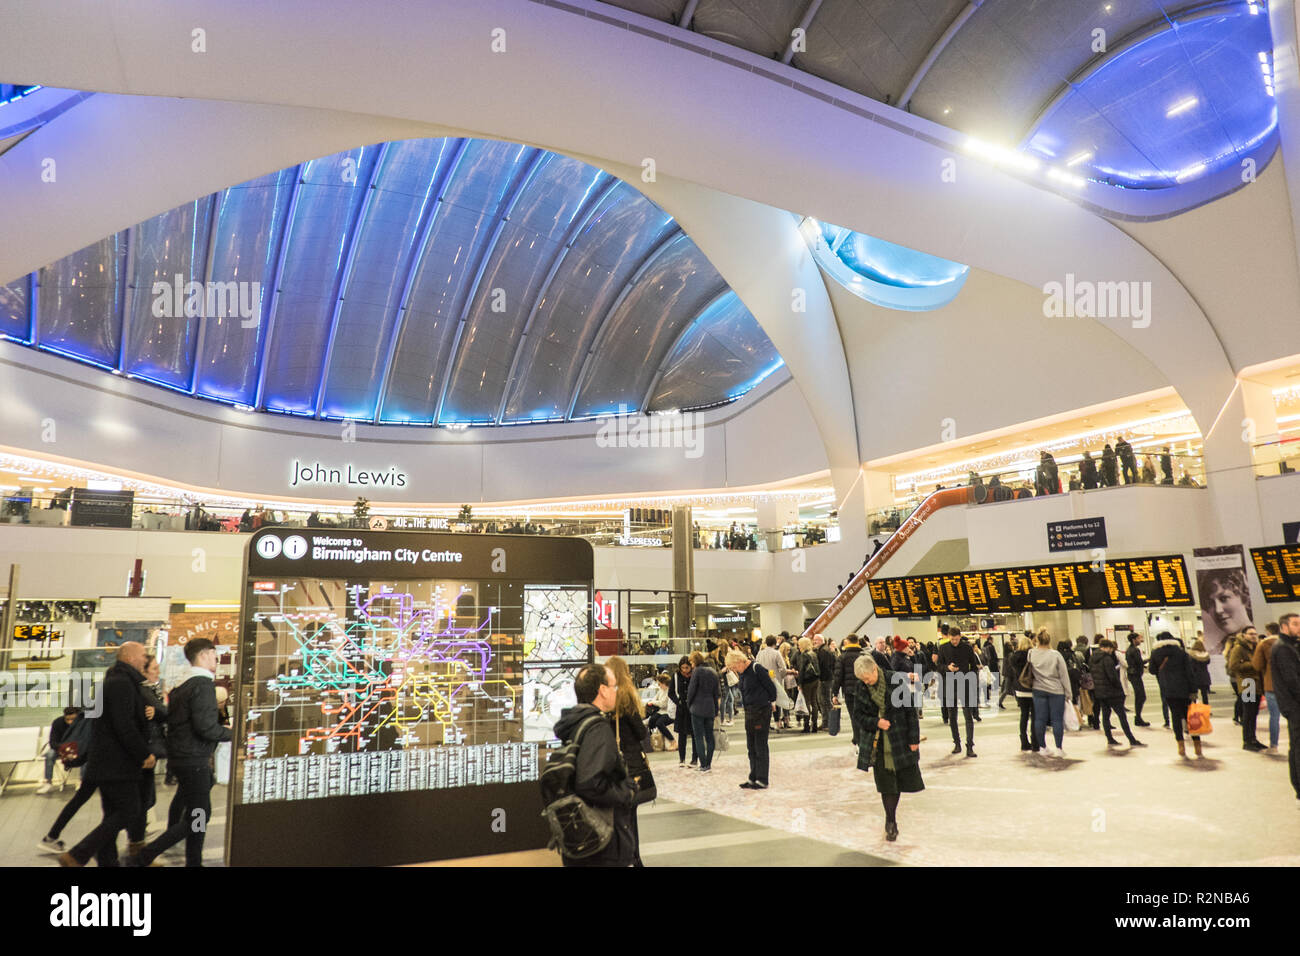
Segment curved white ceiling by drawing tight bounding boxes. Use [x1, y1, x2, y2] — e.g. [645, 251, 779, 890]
[0, 0, 1292, 458]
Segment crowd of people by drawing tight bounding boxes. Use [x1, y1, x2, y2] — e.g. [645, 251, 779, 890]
[547, 613, 1300, 866]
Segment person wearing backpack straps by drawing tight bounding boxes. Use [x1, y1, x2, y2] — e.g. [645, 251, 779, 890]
[550, 663, 638, 867]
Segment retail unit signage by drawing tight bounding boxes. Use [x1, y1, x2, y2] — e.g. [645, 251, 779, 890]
[69, 488, 134, 528]
[1047, 517, 1108, 553]
[867, 554, 1194, 618]
[1250, 545, 1300, 603]
[289, 459, 408, 489]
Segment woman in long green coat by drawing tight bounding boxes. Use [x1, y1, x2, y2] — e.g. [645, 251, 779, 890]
[852, 653, 924, 842]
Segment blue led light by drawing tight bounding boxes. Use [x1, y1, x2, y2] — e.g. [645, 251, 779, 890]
[1025, 4, 1278, 191]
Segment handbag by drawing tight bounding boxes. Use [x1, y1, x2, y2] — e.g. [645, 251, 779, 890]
[713, 717, 730, 752]
[726, 669, 739, 687]
[616, 720, 657, 805]
[1186, 700, 1213, 736]
[826, 704, 842, 737]
[1017, 661, 1035, 691]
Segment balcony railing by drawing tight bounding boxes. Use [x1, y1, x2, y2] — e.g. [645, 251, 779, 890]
[870, 452, 1206, 536]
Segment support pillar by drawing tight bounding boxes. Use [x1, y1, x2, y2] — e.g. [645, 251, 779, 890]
[671, 505, 694, 640]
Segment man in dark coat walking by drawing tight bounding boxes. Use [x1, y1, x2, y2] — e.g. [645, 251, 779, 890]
[936, 627, 981, 757]
[1089, 640, 1144, 747]
[60, 642, 155, 867]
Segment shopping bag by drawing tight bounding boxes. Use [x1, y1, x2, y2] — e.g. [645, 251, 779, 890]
[1186, 701, 1213, 735]
[794, 692, 809, 717]
[826, 705, 842, 737]
[1063, 700, 1080, 732]
[713, 717, 730, 752]
[214, 741, 232, 786]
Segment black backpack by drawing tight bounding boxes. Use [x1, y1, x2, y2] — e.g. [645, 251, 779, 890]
[539, 715, 615, 859]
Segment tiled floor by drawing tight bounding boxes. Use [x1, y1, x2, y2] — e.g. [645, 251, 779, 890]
[3, 689, 1294, 867]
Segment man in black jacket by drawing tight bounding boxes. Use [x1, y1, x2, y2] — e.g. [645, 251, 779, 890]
[551, 664, 637, 867]
[1125, 633, 1150, 726]
[831, 636, 864, 747]
[937, 628, 980, 757]
[1089, 640, 1144, 747]
[1271, 613, 1300, 801]
[814, 636, 836, 728]
[130, 638, 232, 867]
[729, 650, 776, 789]
[60, 642, 155, 867]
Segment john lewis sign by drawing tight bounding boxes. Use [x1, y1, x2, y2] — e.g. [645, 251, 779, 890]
[290, 460, 408, 489]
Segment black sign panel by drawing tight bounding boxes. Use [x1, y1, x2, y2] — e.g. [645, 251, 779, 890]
[1047, 517, 1108, 553]
[69, 488, 134, 528]
[247, 528, 594, 582]
[868, 555, 1194, 618]
[1250, 545, 1300, 603]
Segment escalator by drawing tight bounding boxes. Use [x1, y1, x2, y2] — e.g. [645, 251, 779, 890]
[802, 486, 970, 640]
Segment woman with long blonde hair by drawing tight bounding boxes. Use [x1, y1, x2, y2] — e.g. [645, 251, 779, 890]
[604, 656, 651, 865]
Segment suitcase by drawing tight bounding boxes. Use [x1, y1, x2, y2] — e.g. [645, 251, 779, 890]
[826, 705, 842, 737]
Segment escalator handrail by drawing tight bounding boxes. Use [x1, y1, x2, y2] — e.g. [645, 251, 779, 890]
[802, 486, 971, 639]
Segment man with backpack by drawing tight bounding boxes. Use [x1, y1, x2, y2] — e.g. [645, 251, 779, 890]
[548, 663, 638, 867]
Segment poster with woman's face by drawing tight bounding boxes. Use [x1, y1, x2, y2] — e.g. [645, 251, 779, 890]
[1193, 546, 1254, 655]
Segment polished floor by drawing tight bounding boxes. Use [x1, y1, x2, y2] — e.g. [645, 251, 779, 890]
[2, 685, 1294, 867]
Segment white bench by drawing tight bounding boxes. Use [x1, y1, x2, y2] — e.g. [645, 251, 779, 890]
[0, 726, 43, 795]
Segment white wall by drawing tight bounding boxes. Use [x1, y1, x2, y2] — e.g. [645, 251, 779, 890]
[0, 345, 827, 505]
[832, 270, 1171, 462]
[1257, 472, 1300, 544]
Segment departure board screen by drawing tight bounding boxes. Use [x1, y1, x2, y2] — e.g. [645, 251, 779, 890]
[1251, 545, 1300, 603]
[868, 555, 1194, 618]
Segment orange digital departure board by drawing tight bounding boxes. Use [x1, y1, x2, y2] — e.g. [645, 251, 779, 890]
[868, 555, 1194, 618]
[1250, 546, 1300, 603]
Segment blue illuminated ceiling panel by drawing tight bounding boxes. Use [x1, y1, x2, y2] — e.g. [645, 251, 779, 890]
[1024, 5, 1278, 190]
[3, 137, 785, 426]
[646, 289, 782, 413]
[804, 219, 969, 311]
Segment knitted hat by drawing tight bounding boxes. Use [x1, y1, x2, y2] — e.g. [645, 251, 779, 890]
[893, 636, 908, 652]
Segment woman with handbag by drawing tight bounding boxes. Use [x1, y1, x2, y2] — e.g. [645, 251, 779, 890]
[607, 657, 654, 867]
[1009, 635, 1037, 752]
[1148, 632, 1204, 758]
[851, 654, 923, 842]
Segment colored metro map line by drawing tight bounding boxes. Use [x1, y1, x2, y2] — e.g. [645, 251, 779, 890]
[254, 587, 518, 751]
